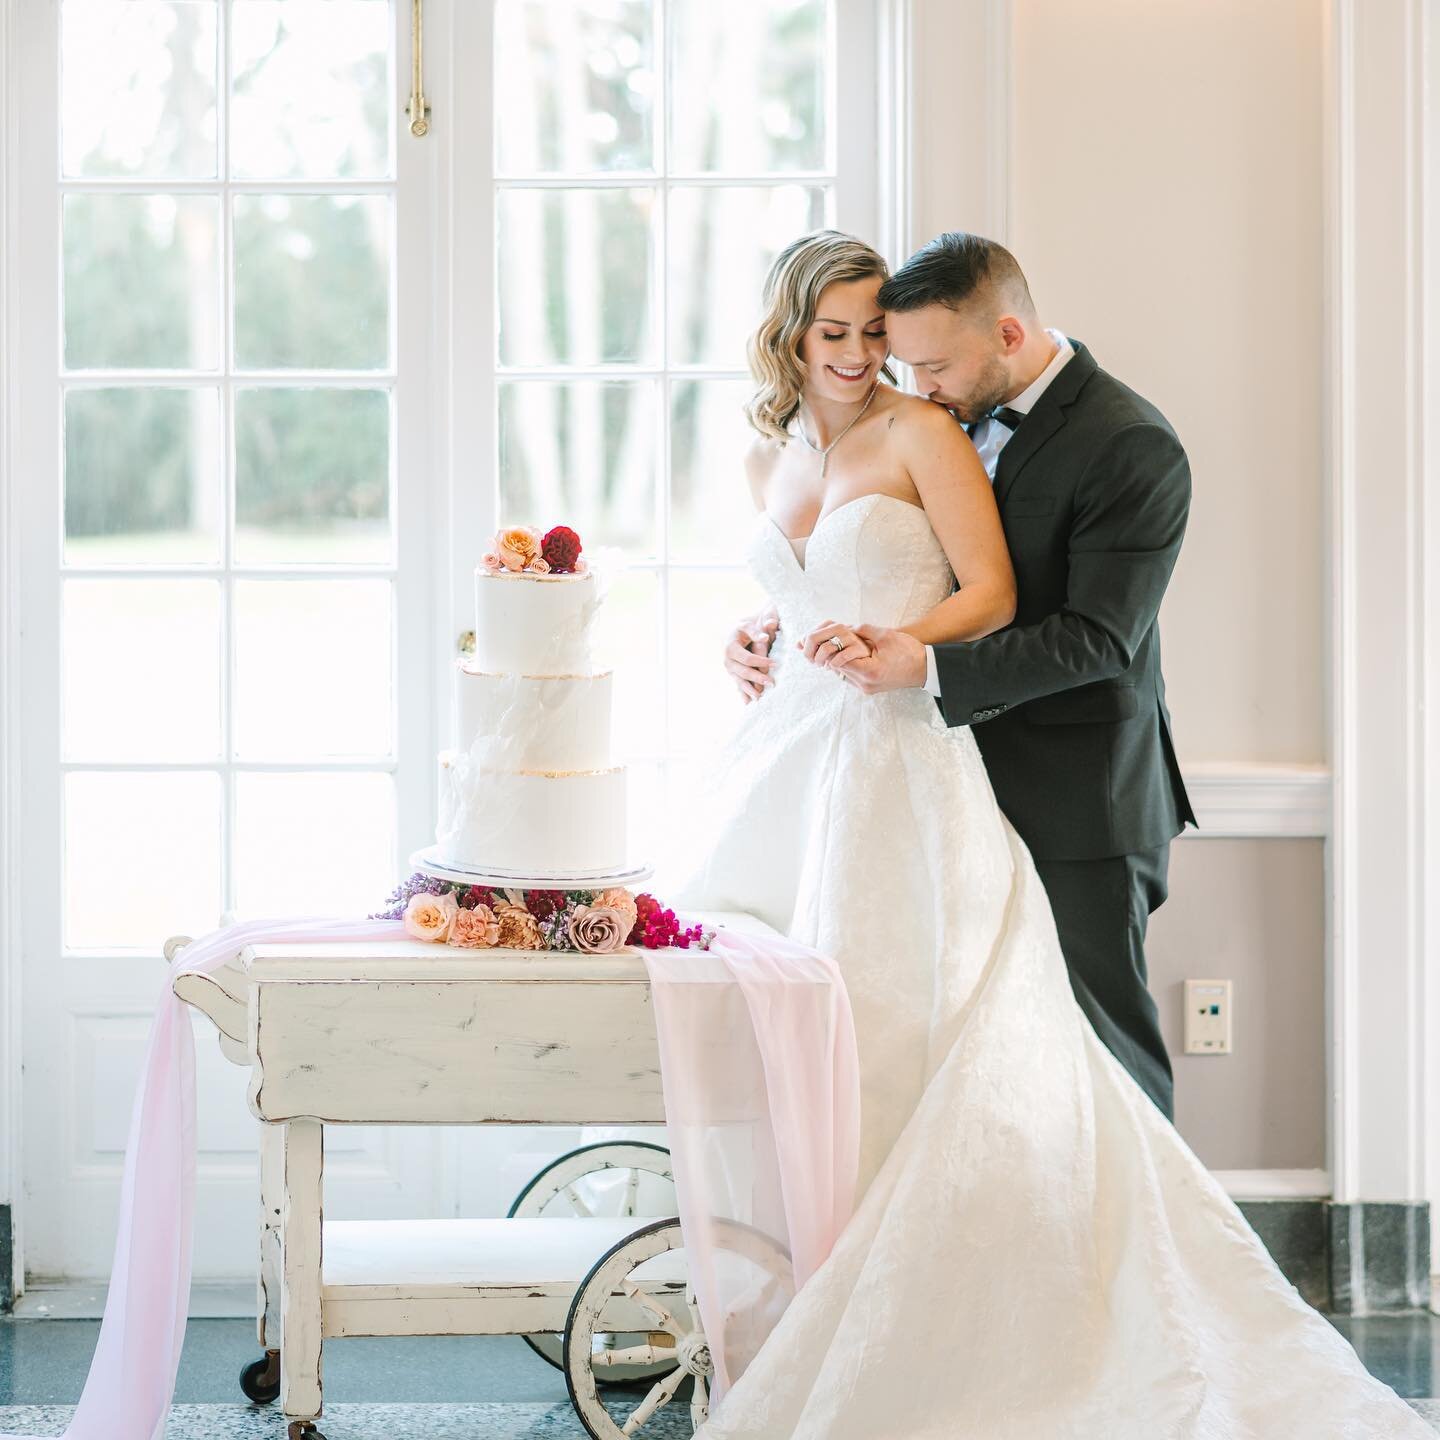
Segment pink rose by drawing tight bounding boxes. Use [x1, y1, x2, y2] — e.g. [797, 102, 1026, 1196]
[594, 887, 638, 936]
[481, 552, 503, 573]
[404, 891, 457, 942]
[448, 904, 500, 948]
[527, 555, 551, 574]
[569, 904, 628, 954]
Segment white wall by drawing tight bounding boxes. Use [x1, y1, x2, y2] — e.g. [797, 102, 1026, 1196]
[903, 0, 1431, 1201]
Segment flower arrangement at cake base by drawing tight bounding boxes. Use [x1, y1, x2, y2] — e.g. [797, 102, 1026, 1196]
[373, 872, 713, 953]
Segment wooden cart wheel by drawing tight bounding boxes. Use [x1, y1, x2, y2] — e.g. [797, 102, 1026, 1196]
[562, 1215, 790, 1439]
[239, 1349, 280, 1404]
[508, 1141, 676, 1384]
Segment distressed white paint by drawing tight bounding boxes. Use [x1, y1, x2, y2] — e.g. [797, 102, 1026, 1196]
[175, 916, 761, 1426]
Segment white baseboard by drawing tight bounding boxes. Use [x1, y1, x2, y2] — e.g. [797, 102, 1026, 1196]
[1215, 1168, 1332, 1200]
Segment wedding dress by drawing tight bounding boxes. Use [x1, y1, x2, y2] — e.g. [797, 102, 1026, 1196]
[665, 490, 1428, 1439]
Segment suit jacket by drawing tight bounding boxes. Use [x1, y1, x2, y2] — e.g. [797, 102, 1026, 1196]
[932, 339, 1197, 862]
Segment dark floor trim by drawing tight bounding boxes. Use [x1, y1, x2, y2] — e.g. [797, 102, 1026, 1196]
[0, 1204, 12, 1314]
[1239, 1198, 1430, 1313]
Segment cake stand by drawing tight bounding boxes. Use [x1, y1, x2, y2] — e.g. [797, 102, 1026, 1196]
[408, 845, 653, 893]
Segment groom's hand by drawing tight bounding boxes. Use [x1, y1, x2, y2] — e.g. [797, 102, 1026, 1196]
[834, 624, 927, 694]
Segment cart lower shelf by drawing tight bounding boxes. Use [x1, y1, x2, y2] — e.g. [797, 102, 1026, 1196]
[318, 1216, 688, 1339]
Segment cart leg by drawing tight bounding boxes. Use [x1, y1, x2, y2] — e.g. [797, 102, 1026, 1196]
[280, 1118, 324, 1425]
[259, 1120, 284, 1348]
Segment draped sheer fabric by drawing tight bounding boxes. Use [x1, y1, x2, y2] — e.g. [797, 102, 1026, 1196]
[0, 916, 857, 1440]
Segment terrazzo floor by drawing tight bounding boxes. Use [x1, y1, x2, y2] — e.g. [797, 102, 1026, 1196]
[1, 1313, 1438, 1436]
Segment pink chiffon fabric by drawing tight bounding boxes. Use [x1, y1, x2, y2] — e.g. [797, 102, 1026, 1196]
[0, 916, 859, 1440]
[643, 926, 861, 1405]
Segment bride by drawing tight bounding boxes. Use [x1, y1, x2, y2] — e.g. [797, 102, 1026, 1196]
[663, 230, 1429, 1438]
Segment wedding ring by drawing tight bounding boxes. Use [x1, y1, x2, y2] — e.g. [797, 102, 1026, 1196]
[829, 635, 846, 650]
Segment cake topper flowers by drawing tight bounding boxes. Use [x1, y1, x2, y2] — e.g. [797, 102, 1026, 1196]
[481, 522, 586, 575]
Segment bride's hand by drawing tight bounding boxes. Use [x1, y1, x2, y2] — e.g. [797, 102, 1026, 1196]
[832, 624, 928, 694]
[799, 620, 874, 671]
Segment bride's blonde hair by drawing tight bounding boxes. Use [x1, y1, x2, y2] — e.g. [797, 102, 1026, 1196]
[745, 229, 897, 443]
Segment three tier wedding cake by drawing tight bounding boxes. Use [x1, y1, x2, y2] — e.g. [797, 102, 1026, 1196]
[434, 523, 630, 882]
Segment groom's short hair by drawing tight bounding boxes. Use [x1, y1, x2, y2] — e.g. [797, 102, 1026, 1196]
[877, 233, 1034, 319]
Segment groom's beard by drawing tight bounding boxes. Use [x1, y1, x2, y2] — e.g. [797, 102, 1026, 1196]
[938, 358, 1011, 424]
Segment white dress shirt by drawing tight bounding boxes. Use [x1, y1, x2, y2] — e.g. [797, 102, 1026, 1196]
[922, 329, 1075, 698]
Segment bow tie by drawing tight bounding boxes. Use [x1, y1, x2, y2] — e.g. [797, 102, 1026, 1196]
[963, 405, 1027, 436]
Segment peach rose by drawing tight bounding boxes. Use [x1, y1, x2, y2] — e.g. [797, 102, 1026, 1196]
[569, 904, 628, 954]
[594, 887, 638, 936]
[448, 904, 500, 948]
[495, 900, 544, 950]
[404, 890, 457, 942]
[495, 525, 542, 572]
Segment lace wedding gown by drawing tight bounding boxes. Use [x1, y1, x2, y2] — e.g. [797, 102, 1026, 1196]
[665, 491, 1428, 1439]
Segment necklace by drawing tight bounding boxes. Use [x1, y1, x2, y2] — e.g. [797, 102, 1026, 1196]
[794, 381, 880, 478]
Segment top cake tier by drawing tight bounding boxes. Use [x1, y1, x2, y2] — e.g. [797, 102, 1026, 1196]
[474, 565, 603, 676]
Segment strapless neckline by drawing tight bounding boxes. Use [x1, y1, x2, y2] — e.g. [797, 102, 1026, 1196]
[760, 492, 931, 574]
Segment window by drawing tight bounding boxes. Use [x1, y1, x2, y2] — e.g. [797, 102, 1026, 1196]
[55, 0, 408, 945]
[489, 0, 877, 850]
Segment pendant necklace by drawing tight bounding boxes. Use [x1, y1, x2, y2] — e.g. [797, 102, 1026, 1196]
[794, 381, 880, 478]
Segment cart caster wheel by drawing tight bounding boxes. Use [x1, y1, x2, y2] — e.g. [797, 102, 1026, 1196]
[287, 1422, 326, 1440]
[509, 1141, 677, 1385]
[239, 1350, 280, 1404]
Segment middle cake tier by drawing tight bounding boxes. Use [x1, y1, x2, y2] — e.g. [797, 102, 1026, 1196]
[454, 665, 613, 771]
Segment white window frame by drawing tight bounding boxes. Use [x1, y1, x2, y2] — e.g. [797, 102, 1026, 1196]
[3, 0, 443, 1280]
[447, 0, 879, 821]
[0, 0, 898, 1283]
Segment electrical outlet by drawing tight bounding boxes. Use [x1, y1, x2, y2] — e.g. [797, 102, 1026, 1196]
[1183, 979, 1233, 1055]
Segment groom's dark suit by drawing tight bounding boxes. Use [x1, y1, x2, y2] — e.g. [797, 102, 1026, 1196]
[932, 339, 1196, 1119]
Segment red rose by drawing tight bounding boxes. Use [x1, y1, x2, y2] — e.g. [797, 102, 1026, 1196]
[542, 525, 583, 573]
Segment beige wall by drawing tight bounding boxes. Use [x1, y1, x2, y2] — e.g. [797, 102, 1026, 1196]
[1149, 839, 1327, 1172]
[1008, 0, 1326, 766]
[993, 2, 1330, 1169]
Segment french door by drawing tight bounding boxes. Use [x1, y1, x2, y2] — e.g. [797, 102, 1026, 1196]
[10, 0, 877, 1281]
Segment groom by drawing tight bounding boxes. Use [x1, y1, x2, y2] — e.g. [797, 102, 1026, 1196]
[726, 233, 1196, 1120]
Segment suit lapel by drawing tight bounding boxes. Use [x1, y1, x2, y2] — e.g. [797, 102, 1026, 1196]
[993, 339, 1097, 507]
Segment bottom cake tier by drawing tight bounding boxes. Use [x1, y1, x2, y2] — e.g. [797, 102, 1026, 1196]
[436, 755, 629, 878]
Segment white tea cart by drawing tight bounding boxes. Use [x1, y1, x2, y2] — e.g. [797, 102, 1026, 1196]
[171, 909, 787, 1440]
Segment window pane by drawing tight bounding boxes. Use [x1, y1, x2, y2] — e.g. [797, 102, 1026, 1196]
[235, 388, 392, 564]
[497, 188, 655, 367]
[669, 0, 828, 174]
[64, 580, 221, 762]
[499, 381, 656, 553]
[668, 185, 826, 367]
[233, 579, 392, 759]
[494, 0, 654, 174]
[62, 0, 219, 179]
[231, 1, 391, 180]
[65, 771, 222, 950]
[64, 194, 221, 370]
[670, 379, 757, 561]
[65, 387, 221, 565]
[667, 570, 768, 755]
[235, 772, 396, 916]
[234, 194, 391, 371]
[597, 568, 662, 758]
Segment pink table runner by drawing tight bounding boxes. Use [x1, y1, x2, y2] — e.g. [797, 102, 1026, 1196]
[0, 916, 860, 1440]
